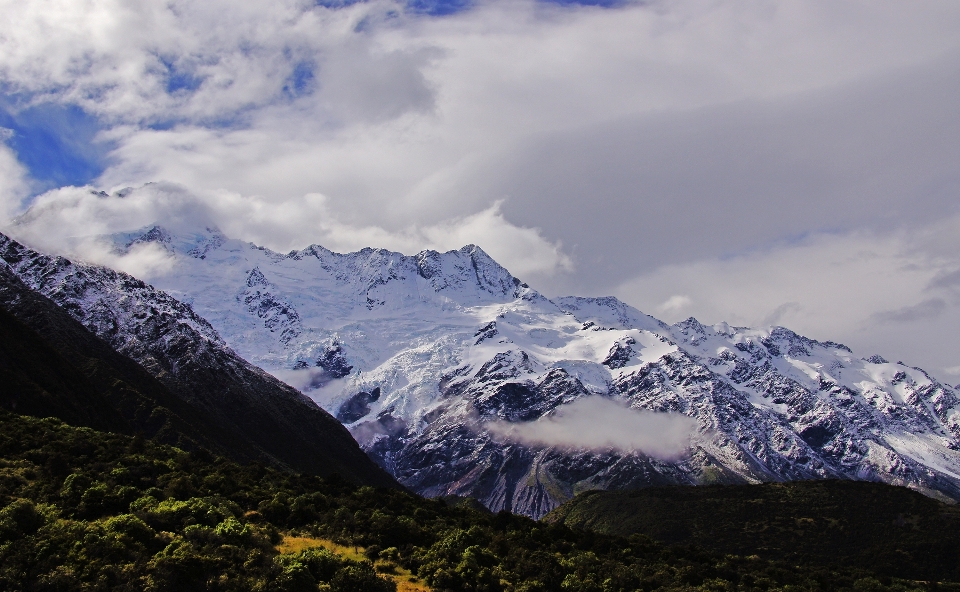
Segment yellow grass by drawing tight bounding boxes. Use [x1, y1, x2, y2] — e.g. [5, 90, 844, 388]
[276, 535, 431, 591]
[276, 535, 366, 562]
[394, 577, 432, 592]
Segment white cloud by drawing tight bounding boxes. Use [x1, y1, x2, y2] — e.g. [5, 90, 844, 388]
[4, 183, 570, 280]
[4, 0, 958, 222]
[658, 295, 691, 315]
[614, 216, 960, 379]
[0, 144, 30, 219]
[486, 396, 697, 460]
[72, 240, 178, 279]
[1, 0, 959, 376]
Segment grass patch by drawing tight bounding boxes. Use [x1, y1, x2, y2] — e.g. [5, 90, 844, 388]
[277, 536, 431, 591]
[395, 577, 432, 592]
[277, 535, 366, 562]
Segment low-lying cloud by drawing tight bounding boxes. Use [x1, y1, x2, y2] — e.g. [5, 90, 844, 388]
[3, 183, 572, 281]
[486, 397, 697, 460]
[271, 367, 339, 393]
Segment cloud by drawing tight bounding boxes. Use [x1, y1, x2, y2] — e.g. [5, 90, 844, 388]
[928, 268, 960, 291]
[0, 143, 30, 219]
[71, 240, 178, 280]
[762, 302, 802, 327]
[0, 0, 432, 126]
[615, 216, 960, 376]
[657, 295, 691, 315]
[485, 396, 697, 460]
[0, 0, 959, 377]
[4, 0, 958, 227]
[4, 183, 571, 280]
[270, 367, 340, 393]
[869, 299, 947, 325]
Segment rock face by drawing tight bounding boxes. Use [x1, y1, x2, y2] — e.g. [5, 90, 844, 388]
[21, 225, 960, 517]
[0, 232, 397, 488]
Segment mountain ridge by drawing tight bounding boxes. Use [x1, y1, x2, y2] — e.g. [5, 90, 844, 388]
[9, 223, 960, 516]
[0, 231, 399, 488]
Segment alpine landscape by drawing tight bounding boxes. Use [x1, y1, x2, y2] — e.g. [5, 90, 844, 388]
[1, 0, 960, 590]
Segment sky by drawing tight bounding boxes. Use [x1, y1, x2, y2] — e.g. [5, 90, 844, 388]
[0, 0, 959, 381]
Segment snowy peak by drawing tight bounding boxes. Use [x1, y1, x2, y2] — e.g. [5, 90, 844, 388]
[240, 267, 302, 343]
[60, 224, 960, 516]
[0, 231, 225, 349]
[415, 244, 529, 301]
[0, 230, 397, 486]
[111, 224, 228, 260]
[112, 223, 535, 308]
[287, 241, 532, 308]
[553, 295, 669, 333]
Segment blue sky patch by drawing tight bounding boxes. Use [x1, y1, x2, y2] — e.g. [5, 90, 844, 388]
[406, 0, 473, 16]
[284, 61, 316, 98]
[349, 0, 625, 18]
[160, 57, 205, 95]
[0, 99, 111, 191]
[541, 0, 626, 6]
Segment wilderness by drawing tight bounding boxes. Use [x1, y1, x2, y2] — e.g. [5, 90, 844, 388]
[2, 227, 960, 590]
[2, 1, 960, 590]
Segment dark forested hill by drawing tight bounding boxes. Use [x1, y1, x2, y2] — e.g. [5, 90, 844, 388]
[544, 480, 960, 582]
[2, 410, 950, 591]
[0, 259, 396, 488]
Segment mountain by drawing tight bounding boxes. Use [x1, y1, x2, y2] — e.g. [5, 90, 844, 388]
[0, 261, 233, 446]
[0, 233, 397, 488]
[544, 480, 960, 582]
[18, 224, 960, 518]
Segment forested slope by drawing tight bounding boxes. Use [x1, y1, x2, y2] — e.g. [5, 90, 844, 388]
[2, 411, 945, 591]
[545, 481, 960, 582]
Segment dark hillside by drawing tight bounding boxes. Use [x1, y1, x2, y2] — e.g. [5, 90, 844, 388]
[0, 263, 248, 452]
[544, 480, 960, 581]
[0, 257, 396, 488]
[1, 410, 948, 591]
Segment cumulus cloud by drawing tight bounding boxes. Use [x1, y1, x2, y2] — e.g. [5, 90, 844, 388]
[4, 183, 571, 280]
[70, 240, 178, 280]
[1, 0, 959, 376]
[5, 0, 959, 225]
[486, 396, 697, 460]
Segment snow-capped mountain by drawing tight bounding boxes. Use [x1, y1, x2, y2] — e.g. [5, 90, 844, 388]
[0, 231, 398, 487]
[35, 225, 960, 517]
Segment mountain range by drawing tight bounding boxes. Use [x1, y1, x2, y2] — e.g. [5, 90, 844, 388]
[4, 223, 960, 518]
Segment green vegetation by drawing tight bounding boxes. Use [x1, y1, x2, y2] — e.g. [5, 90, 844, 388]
[544, 481, 960, 582]
[1, 410, 955, 591]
